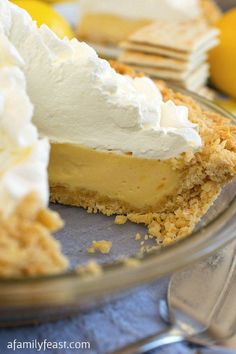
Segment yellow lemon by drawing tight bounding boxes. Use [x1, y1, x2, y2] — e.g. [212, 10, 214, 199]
[209, 8, 236, 99]
[215, 98, 236, 116]
[12, 0, 74, 39]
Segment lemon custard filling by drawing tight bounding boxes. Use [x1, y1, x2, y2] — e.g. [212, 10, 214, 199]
[49, 143, 182, 213]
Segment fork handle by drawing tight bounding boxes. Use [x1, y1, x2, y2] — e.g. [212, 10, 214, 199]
[109, 326, 185, 354]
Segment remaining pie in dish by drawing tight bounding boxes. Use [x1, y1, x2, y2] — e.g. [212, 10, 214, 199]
[49, 75, 236, 245]
[0, 0, 235, 278]
[77, 0, 221, 51]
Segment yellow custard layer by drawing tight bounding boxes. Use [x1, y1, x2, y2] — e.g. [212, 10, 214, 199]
[49, 143, 182, 212]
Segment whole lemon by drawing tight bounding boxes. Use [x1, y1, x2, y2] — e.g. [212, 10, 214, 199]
[209, 8, 236, 99]
[215, 98, 236, 116]
[12, 0, 74, 39]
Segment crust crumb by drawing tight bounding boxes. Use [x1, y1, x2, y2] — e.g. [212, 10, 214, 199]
[87, 240, 113, 254]
[135, 232, 142, 241]
[76, 260, 103, 277]
[122, 257, 140, 267]
[115, 215, 128, 225]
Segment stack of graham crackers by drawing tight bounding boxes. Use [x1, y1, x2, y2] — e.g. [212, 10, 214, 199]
[119, 20, 219, 92]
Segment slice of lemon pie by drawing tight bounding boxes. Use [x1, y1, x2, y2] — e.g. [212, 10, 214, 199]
[77, 0, 221, 55]
[2, 0, 236, 248]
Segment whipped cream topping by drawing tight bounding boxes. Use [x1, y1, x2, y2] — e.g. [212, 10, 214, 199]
[0, 30, 49, 215]
[2, 0, 202, 160]
[79, 0, 202, 21]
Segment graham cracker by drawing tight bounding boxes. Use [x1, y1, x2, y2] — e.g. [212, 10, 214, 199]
[163, 65, 209, 91]
[120, 38, 219, 61]
[129, 20, 219, 53]
[119, 50, 206, 73]
[200, 0, 222, 24]
[130, 62, 209, 81]
[175, 74, 208, 91]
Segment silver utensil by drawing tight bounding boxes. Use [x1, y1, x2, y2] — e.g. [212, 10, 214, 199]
[110, 239, 236, 354]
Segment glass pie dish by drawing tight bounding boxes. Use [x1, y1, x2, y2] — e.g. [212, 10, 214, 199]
[1, 88, 236, 327]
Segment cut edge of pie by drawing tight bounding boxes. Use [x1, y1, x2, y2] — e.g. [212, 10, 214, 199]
[49, 62, 236, 246]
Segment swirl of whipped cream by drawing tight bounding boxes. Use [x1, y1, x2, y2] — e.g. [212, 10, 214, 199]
[0, 32, 49, 215]
[1, 0, 202, 160]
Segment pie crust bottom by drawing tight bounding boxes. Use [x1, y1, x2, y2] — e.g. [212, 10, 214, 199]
[50, 181, 220, 247]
